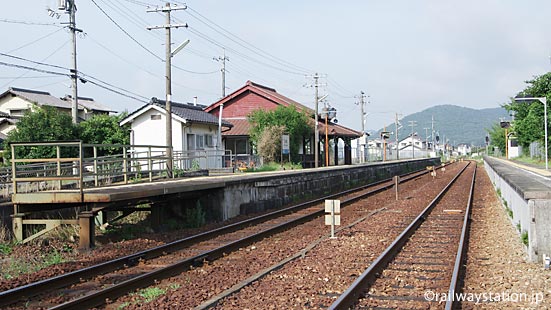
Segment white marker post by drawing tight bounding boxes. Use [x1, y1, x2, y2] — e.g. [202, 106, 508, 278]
[394, 176, 400, 201]
[325, 200, 341, 238]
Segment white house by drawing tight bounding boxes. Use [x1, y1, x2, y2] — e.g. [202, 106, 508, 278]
[120, 97, 233, 170]
[0, 87, 112, 122]
[397, 133, 428, 159]
[457, 144, 472, 156]
[0, 87, 113, 146]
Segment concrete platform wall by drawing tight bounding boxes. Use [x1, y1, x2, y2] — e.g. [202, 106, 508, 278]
[484, 157, 551, 262]
[217, 158, 440, 220]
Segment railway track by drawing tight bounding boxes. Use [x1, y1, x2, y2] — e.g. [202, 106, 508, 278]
[0, 164, 446, 309]
[330, 161, 475, 309]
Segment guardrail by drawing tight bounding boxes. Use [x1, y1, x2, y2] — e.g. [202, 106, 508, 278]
[8, 141, 236, 196]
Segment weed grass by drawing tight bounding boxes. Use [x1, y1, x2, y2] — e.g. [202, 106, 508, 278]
[511, 155, 546, 169]
[1, 249, 66, 280]
[521, 231, 529, 246]
[242, 161, 302, 172]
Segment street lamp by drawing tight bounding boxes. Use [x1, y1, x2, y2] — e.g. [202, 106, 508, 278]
[322, 107, 337, 166]
[513, 96, 548, 170]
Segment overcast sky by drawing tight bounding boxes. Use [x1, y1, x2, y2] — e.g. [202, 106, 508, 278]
[2, 0, 551, 132]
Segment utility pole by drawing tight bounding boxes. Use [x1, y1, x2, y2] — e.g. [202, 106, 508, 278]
[358, 91, 367, 163]
[395, 113, 401, 160]
[214, 50, 229, 98]
[409, 121, 417, 159]
[69, 0, 79, 124]
[424, 127, 430, 155]
[147, 2, 187, 178]
[431, 115, 435, 154]
[359, 91, 366, 133]
[314, 73, 320, 168]
[58, 0, 81, 124]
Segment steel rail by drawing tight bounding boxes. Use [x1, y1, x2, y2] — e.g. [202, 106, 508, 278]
[445, 163, 476, 310]
[0, 164, 437, 307]
[329, 161, 472, 310]
[48, 165, 439, 309]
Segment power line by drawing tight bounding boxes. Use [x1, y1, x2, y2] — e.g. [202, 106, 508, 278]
[82, 79, 149, 103]
[328, 77, 355, 98]
[77, 71, 150, 101]
[6, 27, 66, 54]
[0, 41, 69, 89]
[0, 61, 149, 104]
[0, 19, 62, 27]
[186, 27, 307, 76]
[172, 64, 218, 75]
[0, 52, 69, 71]
[102, 0, 164, 42]
[118, 0, 156, 7]
[90, 0, 163, 61]
[85, 34, 160, 77]
[0, 75, 52, 79]
[184, 6, 313, 74]
[0, 61, 70, 77]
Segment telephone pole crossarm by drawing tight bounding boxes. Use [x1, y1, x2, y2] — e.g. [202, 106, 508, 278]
[146, 4, 186, 12]
[146, 23, 187, 30]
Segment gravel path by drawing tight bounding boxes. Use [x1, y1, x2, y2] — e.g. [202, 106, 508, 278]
[461, 165, 551, 309]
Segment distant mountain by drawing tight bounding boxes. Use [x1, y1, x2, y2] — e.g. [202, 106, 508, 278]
[375, 105, 509, 146]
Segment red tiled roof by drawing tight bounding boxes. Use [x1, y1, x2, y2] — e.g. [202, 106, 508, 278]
[223, 117, 361, 138]
[222, 118, 250, 136]
[316, 119, 362, 138]
[205, 81, 314, 115]
[206, 81, 361, 139]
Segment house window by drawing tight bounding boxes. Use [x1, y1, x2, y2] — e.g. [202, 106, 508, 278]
[225, 138, 250, 155]
[235, 139, 247, 154]
[205, 134, 214, 147]
[187, 134, 196, 150]
[196, 135, 204, 149]
[10, 109, 28, 118]
[151, 114, 161, 120]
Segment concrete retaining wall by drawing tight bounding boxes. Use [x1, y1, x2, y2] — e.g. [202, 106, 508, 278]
[215, 158, 440, 221]
[484, 157, 551, 262]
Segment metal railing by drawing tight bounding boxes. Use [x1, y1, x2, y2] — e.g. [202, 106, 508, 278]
[8, 142, 237, 196]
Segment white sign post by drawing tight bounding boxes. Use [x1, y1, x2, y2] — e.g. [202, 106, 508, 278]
[281, 134, 290, 164]
[325, 200, 341, 238]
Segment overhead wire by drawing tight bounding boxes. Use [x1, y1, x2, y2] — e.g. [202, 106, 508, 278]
[327, 77, 356, 98]
[0, 75, 54, 79]
[0, 19, 62, 27]
[184, 5, 314, 75]
[0, 60, 149, 104]
[31, 78, 69, 89]
[101, 0, 164, 42]
[6, 27, 66, 54]
[91, 1, 220, 76]
[85, 34, 160, 78]
[118, 0, 156, 7]
[0, 41, 69, 89]
[90, 0, 164, 61]
[186, 26, 307, 76]
[0, 52, 69, 71]
[172, 64, 218, 75]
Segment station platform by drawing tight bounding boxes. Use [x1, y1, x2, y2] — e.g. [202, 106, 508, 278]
[484, 156, 551, 199]
[483, 156, 551, 262]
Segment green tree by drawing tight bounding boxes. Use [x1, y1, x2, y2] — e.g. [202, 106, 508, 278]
[3, 108, 130, 161]
[504, 72, 551, 153]
[257, 125, 286, 162]
[248, 105, 313, 162]
[78, 113, 130, 155]
[487, 122, 506, 154]
[3, 106, 79, 160]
